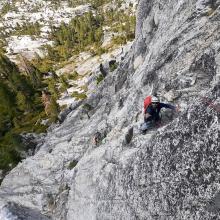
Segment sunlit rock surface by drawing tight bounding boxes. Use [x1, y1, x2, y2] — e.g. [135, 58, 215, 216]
[0, 0, 220, 219]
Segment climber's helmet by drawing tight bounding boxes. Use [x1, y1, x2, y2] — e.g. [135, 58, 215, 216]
[151, 96, 160, 108]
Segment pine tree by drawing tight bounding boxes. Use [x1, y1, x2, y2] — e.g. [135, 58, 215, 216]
[48, 97, 60, 122]
[16, 91, 31, 112]
[19, 55, 42, 88]
[0, 53, 19, 80]
[48, 79, 59, 99]
[60, 75, 69, 93]
[0, 81, 16, 117]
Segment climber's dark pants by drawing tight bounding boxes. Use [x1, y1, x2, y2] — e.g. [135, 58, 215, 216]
[142, 117, 161, 130]
[144, 116, 161, 123]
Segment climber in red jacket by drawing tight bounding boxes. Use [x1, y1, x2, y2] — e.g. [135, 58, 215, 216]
[141, 96, 179, 133]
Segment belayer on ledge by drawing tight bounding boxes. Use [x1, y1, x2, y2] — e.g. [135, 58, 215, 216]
[140, 96, 179, 134]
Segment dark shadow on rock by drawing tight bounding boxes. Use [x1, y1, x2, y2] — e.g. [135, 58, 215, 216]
[189, 51, 216, 85]
[58, 100, 83, 123]
[125, 127, 134, 144]
[100, 63, 107, 77]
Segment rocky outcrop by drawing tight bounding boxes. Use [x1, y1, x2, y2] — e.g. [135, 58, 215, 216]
[0, 202, 50, 220]
[0, 0, 220, 219]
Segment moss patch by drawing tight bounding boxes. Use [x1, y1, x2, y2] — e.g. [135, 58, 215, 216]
[68, 160, 78, 169]
[71, 91, 87, 100]
[109, 62, 118, 72]
[96, 74, 104, 85]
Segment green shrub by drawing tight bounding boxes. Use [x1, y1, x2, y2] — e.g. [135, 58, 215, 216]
[68, 160, 78, 169]
[95, 47, 106, 56]
[32, 57, 54, 73]
[82, 103, 93, 111]
[109, 62, 118, 72]
[47, 97, 60, 123]
[96, 74, 104, 85]
[80, 85, 88, 92]
[91, 42, 106, 56]
[112, 35, 127, 45]
[0, 132, 22, 171]
[68, 71, 79, 80]
[1, 3, 17, 16]
[59, 75, 70, 92]
[12, 22, 41, 36]
[71, 91, 87, 100]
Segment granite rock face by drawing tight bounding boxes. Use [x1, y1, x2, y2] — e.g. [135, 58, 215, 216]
[0, 0, 220, 219]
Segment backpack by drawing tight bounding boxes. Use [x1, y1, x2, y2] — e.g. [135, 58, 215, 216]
[144, 96, 152, 112]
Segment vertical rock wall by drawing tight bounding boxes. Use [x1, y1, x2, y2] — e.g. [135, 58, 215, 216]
[0, 0, 220, 219]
